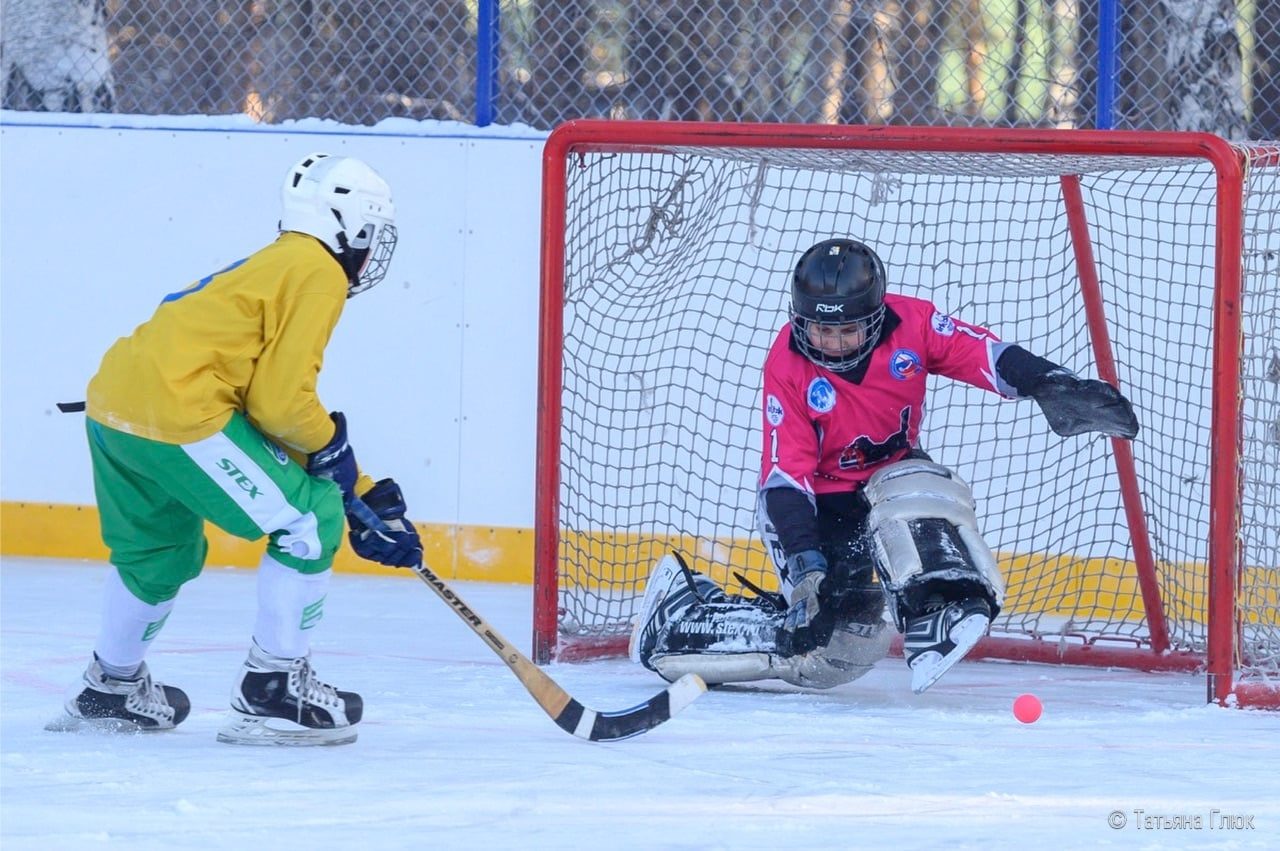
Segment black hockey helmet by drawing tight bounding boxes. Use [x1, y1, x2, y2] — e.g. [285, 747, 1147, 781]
[790, 238, 887, 370]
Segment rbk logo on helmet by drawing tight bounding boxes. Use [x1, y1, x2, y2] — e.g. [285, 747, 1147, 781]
[790, 238, 889, 372]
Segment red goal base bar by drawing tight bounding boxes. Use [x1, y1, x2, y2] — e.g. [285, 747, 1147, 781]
[552, 634, 1280, 709]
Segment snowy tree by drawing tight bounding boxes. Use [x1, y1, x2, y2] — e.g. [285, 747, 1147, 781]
[1253, 0, 1280, 138]
[1, 0, 114, 112]
[1117, 0, 1246, 138]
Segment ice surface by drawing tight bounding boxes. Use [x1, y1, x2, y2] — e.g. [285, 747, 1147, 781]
[3, 557, 1278, 849]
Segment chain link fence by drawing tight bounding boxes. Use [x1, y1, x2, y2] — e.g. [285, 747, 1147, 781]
[2, 0, 1278, 137]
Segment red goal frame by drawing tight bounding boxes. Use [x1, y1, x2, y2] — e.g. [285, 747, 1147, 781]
[533, 120, 1277, 709]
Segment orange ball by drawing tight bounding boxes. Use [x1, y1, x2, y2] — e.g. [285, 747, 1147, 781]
[1013, 693, 1043, 723]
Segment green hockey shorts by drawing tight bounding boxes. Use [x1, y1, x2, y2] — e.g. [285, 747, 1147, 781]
[86, 412, 345, 605]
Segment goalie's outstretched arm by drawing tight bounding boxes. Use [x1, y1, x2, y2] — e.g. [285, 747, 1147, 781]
[995, 344, 1139, 439]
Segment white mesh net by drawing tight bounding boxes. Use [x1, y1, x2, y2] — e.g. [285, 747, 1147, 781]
[543, 134, 1279, 697]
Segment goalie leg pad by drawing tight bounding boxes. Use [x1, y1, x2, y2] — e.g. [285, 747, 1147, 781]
[629, 553, 727, 669]
[652, 604, 892, 690]
[776, 619, 892, 689]
[864, 459, 1004, 628]
[650, 602, 783, 685]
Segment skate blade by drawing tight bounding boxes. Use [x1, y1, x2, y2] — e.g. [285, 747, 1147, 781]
[44, 714, 150, 734]
[217, 711, 357, 747]
[909, 613, 988, 694]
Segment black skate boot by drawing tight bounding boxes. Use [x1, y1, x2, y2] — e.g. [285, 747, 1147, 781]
[47, 656, 190, 732]
[217, 643, 362, 746]
[903, 595, 992, 694]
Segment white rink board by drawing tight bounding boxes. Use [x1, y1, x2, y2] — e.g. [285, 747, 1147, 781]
[1, 113, 1275, 571]
[0, 113, 544, 528]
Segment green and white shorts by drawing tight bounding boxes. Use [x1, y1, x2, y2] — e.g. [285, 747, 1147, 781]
[87, 412, 344, 605]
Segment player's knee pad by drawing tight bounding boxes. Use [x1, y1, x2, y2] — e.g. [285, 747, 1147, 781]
[776, 619, 893, 689]
[268, 482, 345, 570]
[865, 459, 1004, 628]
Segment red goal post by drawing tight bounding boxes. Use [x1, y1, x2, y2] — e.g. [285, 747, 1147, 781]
[533, 121, 1280, 708]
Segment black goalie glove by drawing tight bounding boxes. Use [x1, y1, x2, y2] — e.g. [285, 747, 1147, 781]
[1031, 370, 1139, 439]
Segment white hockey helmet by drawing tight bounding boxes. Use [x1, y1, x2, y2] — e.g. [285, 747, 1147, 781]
[279, 152, 398, 296]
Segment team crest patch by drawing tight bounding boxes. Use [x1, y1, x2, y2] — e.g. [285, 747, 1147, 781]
[807, 377, 836, 413]
[766, 394, 785, 426]
[889, 348, 923, 380]
[263, 439, 289, 465]
[931, 312, 956, 336]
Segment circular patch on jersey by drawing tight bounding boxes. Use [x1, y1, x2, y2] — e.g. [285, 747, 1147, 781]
[931, 311, 956, 336]
[765, 394, 785, 426]
[889, 348, 924, 380]
[807, 377, 837, 413]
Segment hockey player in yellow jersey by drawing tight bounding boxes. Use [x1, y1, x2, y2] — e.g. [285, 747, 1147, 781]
[50, 153, 422, 745]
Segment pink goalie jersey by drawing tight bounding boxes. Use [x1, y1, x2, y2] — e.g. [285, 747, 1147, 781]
[760, 293, 1007, 496]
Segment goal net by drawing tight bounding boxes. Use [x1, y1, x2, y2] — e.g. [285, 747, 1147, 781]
[533, 122, 1279, 708]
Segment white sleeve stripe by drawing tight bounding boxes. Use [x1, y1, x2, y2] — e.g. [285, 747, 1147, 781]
[987, 340, 1018, 397]
[760, 467, 815, 498]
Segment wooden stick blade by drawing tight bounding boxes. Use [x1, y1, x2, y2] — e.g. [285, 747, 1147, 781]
[357, 495, 708, 743]
[552, 673, 707, 742]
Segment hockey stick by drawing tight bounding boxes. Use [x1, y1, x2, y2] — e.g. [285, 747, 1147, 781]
[347, 498, 707, 741]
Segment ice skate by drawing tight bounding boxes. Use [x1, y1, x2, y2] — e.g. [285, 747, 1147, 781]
[904, 596, 992, 694]
[217, 644, 362, 746]
[46, 657, 190, 733]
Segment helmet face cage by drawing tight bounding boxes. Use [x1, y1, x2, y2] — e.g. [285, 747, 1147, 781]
[790, 305, 886, 371]
[279, 153, 398, 296]
[345, 222, 398, 297]
[789, 239, 887, 371]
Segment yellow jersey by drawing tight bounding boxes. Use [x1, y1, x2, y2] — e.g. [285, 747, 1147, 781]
[87, 232, 346, 454]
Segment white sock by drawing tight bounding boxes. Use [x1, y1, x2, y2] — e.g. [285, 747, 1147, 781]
[94, 569, 176, 677]
[253, 554, 330, 659]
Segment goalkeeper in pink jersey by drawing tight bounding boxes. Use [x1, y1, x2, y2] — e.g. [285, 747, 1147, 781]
[632, 238, 1138, 693]
[49, 154, 422, 744]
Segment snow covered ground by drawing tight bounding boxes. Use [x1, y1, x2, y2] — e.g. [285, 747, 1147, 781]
[3, 556, 1278, 849]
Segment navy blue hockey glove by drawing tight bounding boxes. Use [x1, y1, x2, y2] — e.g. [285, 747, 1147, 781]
[306, 412, 358, 505]
[347, 478, 423, 568]
[1031, 370, 1139, 439]
[780, 549, 829, 656]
